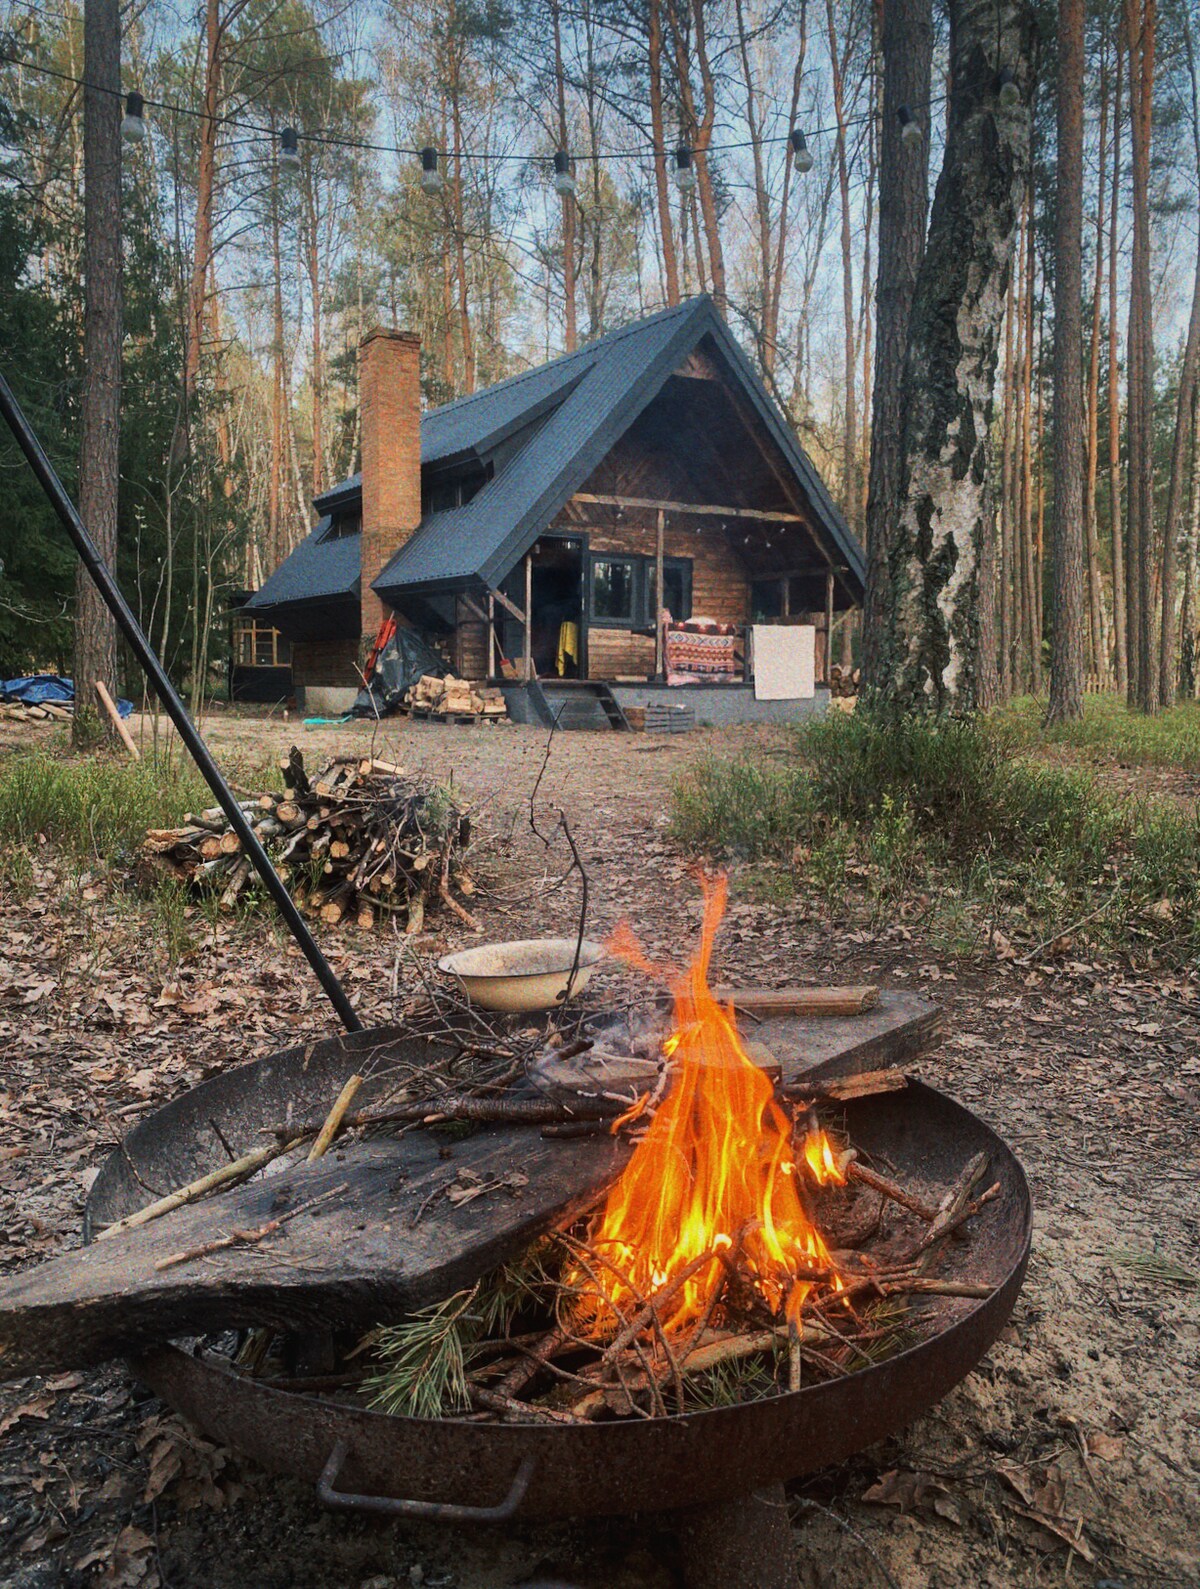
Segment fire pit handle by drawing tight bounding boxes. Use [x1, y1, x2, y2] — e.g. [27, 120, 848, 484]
[317, 1439, 536, 1522]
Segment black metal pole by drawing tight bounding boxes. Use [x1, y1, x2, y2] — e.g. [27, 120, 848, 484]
[0, 369, 363, 1034]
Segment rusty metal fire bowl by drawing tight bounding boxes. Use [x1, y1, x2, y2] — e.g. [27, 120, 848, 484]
[85, 1029, 1031, 1526]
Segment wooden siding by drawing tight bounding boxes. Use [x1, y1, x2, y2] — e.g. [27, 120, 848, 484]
[555, 513, 750, 680]
[291, 636, 360, 688]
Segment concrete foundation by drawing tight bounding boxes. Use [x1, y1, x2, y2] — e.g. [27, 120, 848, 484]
[609, 682, 829, 727]
[298, 685, 359, 717]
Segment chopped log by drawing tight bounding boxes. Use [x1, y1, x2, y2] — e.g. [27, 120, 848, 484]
[714, 986, 880, 1017]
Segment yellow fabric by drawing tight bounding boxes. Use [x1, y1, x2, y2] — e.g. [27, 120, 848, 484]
[556, 620, 579, 676]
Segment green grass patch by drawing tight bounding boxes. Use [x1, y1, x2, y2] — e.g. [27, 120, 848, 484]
[670, 710, 1200, 964]
[995, 692, 1200, 772]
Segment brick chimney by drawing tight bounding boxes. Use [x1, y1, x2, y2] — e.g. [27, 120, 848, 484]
[359, 328, 421, 642]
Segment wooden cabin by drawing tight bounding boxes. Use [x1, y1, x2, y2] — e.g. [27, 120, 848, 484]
[246, 297, 864, 725]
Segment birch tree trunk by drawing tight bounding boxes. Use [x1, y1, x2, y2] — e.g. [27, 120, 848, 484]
[1157, 18, 1200, 703]
[74, 0, 123, 747]
[872, 0, 1034, 714]
[551, 0, 578, 350]
[647, 0, 680, 307]
[861, 0, 932, 688]
[1046, 0, 1086, 723]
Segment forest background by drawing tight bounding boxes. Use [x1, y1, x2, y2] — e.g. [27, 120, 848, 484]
[0, 0, 1197, 714]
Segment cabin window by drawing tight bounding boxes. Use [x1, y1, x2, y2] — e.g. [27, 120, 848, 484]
[322, 511, 360, 541]
[233, 618, 291, 668]
[590, 555, 639, 625]
[422, 466, 491, 517]
[651, 557, 693, 623]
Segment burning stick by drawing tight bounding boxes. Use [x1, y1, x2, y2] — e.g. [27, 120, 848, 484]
[913, 1152, 990, 1271]
[843, 1156, 938, 1222]
[780, 1068, 909, 1105]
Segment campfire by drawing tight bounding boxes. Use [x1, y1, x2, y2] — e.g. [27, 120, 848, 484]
[571, 876, 844, 1337]
[358, 876, 1002, 1423]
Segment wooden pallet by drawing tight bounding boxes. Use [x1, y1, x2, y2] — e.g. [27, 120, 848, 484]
[411, 705, 504, 726]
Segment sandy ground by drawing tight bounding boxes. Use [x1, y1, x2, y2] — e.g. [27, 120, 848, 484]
[0, 709, 1197, 1588]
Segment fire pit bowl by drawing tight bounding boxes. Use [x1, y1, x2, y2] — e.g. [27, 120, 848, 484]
[437, 937, 606, 1012]
[85, 1032, 1031, 1527]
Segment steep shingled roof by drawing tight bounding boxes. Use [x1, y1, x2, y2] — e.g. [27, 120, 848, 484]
[248, 297, 864, 620]
[246, 519, 359, 611]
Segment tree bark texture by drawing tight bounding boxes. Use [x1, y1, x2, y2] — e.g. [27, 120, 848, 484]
[74, 0, 123, 747]
[1084, 34, 1110, 683]
[1108, 24, 1128, 690]
[1124, 0, 1157, 711]
[1046, 0, 1087, 723]
[873, 0, 1034, 714]
[861, 0, 932, 689]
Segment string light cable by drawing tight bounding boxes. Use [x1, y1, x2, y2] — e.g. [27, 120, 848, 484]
[0, 43, 953, 175]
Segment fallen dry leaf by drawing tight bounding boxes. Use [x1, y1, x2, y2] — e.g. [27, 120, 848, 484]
[1085, 1431, 1126, 1461]
[0, 1394, 53, 1435]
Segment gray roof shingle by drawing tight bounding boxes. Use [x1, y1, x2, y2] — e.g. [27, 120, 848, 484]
[244, 520, 359, 613]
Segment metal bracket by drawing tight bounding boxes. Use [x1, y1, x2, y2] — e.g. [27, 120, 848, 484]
[317, 1439, 536, 1522]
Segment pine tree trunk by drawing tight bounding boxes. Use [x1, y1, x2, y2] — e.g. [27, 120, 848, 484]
[1108, 25, 1128, 691]
[1124, 0, 1158, 711]
[861, 0, 932, 689]
[1019, 197, 1038, 691]
[1000, 279, 1017, 697]
[1157, 236, 1200, 703]
[1046, 0, 1087, 723]
[1084, 34, 1110, 684]
[74, 0, 123, 748]
[873, 0, 1034, 713]
[1180, 387, 1200, 696]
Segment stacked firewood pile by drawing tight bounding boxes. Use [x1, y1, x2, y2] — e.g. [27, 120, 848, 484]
[0, 700, 72, 723]
[407, 673, 508, 722]
[828, 663, 860, 698]
[142, 749, 475, 931]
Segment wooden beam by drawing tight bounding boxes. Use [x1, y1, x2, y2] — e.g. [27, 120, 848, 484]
[572, 492, 804, 524]
[490, 587, 525, 625]
[487, 592, 495, 680]
[824, 569, 835, 684]
[523, 553, 533, 682]
[459, 593, 490, 627]
[654, 508, 665, 679]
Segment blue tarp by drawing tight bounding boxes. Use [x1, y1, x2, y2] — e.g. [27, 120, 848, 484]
[0, 675, 134, 718]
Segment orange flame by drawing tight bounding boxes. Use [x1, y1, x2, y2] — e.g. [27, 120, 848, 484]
[581, 875, 842, 1336]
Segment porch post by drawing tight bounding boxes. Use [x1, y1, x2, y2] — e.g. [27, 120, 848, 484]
[487, 592, 495, 680]
[824, 568, 835, 684]
[655, 508, 665, 680]
[523, 553, 533, 682]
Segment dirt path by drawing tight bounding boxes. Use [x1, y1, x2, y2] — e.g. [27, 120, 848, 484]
[0, 716, 1197, 1587]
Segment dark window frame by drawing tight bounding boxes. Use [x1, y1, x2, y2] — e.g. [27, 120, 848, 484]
[654, 555, 694, 623]
[588, 553, 643, 627]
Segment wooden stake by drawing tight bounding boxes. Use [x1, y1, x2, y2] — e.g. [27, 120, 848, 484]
[306, 1074, 364, 1163]
[94, 679, 139, 760]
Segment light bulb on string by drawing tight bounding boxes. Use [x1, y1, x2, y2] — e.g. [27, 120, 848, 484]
[120, 91, 146, 145]
[553, 150, 575, 197]
[420, 146, 444, 195]
[279, 126, 301, 173]
[789, 128, 814, 173]
[673, 145, 697, 193]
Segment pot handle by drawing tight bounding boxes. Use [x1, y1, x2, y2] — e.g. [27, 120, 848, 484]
[317, 1439, 536, 1522]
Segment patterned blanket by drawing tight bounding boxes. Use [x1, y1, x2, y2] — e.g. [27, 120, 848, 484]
[663, 620, 741, 684]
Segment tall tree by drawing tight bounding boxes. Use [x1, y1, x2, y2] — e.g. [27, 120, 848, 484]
[860, 0, 932, 688]
[1047, 0, 1086, 722]
[1123, 0, 1157, 711]
[1108, 17, 1128, 690]
[1157, 12, 1200, 702]
[871, 0, 1034, 713]
[74, 0, 123, 746]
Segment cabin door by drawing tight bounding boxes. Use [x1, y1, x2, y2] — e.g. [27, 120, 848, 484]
[528, 534, 587, 679]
